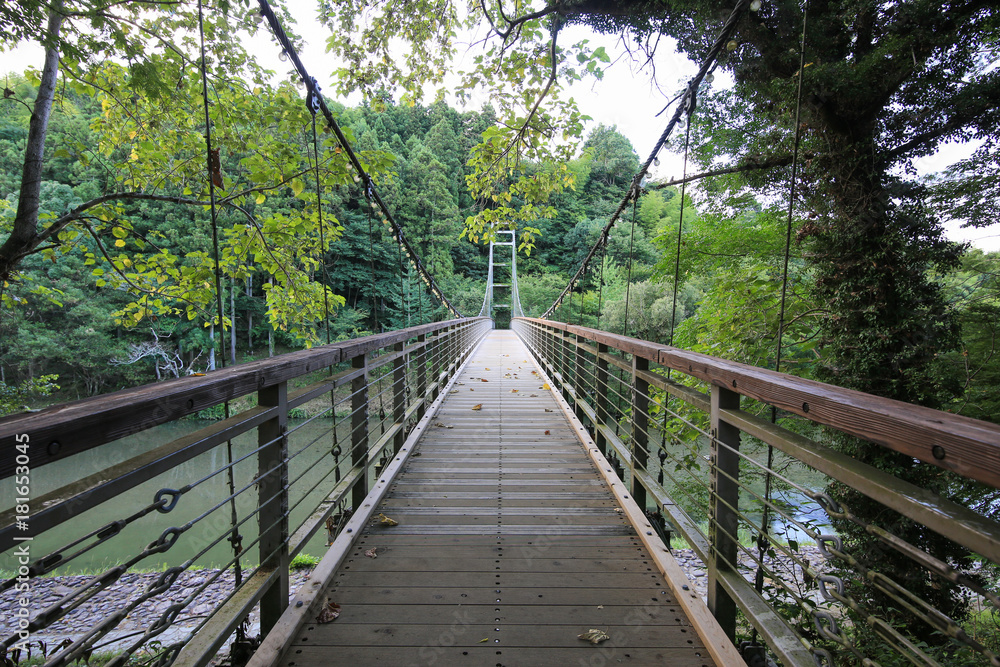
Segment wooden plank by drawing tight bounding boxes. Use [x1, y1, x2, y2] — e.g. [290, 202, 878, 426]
[298, 622, 699, 648]
[289, 646, 714, 666]
[321, 585, 681, 606]
[335, 557, 668, 574]
[351, 535, 646, 549]
[326, 571, 670, 590]
[293, 602, 688, 626]
[265, 331, 718, 667]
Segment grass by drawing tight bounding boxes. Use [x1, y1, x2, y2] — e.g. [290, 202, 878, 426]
[290, 553, 320, 570]
[7, 647, 159, 667]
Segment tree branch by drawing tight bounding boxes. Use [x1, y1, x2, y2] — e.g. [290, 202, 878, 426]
[79, 216, 214, 322]
[649, 154, 795, 190]
[1, 192, 211, 280]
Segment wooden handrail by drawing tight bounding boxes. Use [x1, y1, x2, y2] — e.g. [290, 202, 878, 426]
[517, 317, 1000, 489]
[0, 318, 490, 478]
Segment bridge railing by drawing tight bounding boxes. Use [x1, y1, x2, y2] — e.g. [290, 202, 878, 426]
[513, 317, 1000, 667]
[0, 317, 491, 666]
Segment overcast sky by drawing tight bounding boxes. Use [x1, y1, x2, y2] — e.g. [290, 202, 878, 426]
[3, 0, 996, 251]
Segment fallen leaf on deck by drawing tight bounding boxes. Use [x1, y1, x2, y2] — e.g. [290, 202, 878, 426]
[365, 547, 378, 558]
[544, 430, 550, 435]
[530, 394, 538, 397]
[481, 378, 489, 383]
[478, 638, 489, 643]
[578, 629, 610, 644]
[378, 513, 398, 526]
[542, 383, 551, 390]
[544, 408, 554, 412]
[449, 390, 459, 394]
[435, 422, 447, 427]
[471, 404, 483, 411]
[485, 367, 490, 370]
[511, 389, 518, 393]
[597, 605, 604, 609]
[316, 600, 341, 624]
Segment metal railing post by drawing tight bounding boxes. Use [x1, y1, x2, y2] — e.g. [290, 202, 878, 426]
[559, 329, 572, 405]
[709, 383, 740, 641]
[574, 332, 586, 423]
[428, 332, 441, 404]
[416, 333, 428, 420]
[351, 353, 369, 511]
[393, 341, 406, 454]
[632, 356, 649, 511]
[551, 327, 559, 380]
[258, 380, 289, 635]
[595, 343, 609, 456]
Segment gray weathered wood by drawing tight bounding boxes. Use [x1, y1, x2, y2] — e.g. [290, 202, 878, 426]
[0, 318, 488, 478]
[272, 330, 719, 667]
[515, 318, 1000, 490]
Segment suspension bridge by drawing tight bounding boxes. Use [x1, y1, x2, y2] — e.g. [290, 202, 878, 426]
[2, 230, 999, 666]
[2, 0, 1000, 666]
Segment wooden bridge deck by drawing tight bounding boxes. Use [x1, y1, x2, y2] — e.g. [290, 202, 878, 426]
[278, 330, 723, 666]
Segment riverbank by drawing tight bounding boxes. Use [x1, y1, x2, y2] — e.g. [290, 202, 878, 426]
[1, 546, 828, 662]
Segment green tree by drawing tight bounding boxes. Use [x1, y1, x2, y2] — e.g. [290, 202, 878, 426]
[1, 0, 366, 347]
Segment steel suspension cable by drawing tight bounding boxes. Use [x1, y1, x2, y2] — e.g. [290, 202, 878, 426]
[621, 197, 638, 337]
[596, 235, 607, 330]
[667, 108, 694, 348]
[773, 0, 809, 387]
[398, 242, 409, 328]
[754, 0, 811, 636]
[309, 98, 332, 345]
[255, 0, 461, 318]
[542, 0, 750, 318]
[196, 0, 244, 625]
[366, 194, 378, 330]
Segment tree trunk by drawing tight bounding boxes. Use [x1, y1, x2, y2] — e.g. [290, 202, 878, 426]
[247, 274, 253, 350]
[267, 278, 274, 357]
[0, 2, 65, 281]
[208, 324, 216, 371]
[230, 275, 236, 365]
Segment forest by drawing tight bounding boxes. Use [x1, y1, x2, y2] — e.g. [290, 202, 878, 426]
[1, 73, 997, 424]
[1, 1, 999, 663]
